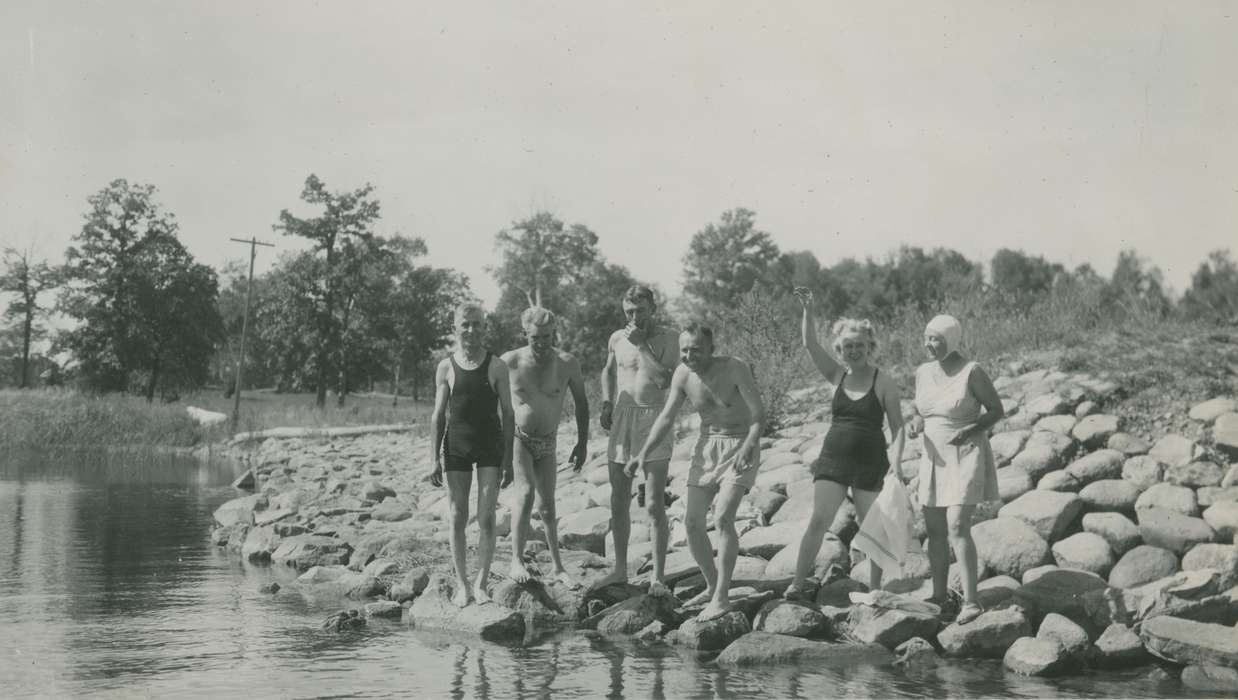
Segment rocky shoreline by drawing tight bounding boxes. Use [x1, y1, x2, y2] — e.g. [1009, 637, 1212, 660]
[209, 364, 1238, 693]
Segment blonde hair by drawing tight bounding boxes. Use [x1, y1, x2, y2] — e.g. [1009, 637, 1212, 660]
[831, 318, 878, 355]
[520, 306, 557, 329]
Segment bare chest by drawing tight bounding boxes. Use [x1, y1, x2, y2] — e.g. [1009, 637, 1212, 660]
[511, 363, 565, 401]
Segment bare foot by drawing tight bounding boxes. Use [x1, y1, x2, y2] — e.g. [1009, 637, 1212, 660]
[473, 580, 492, 604]
[648, 580, 671, 598]
[588, 570, 628, 591]
[509, 560, 535, 584]
[696, 599, 732, 622]
[681, 589, 714, 608]
[451, 587, 474, 608]
[555, 569, 580, 590]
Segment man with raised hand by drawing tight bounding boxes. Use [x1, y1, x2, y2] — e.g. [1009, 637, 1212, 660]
[597, 285, 679, 594]
[430, 303, 515, 607]
[627, 322, 764, 621]
[502, 306, 590, 587]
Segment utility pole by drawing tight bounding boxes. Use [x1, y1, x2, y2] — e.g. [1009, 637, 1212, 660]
[229, 236, 274, 432]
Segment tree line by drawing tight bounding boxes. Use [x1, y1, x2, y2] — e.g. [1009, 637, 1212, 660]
[1, 176, 1235, 403]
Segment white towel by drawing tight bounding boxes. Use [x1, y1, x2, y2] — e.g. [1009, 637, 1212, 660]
[852, 472, 924, 577]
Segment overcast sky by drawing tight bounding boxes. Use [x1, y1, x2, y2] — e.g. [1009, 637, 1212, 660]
[2, 1, 1235, 305]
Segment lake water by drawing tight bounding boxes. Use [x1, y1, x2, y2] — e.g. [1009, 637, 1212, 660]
[0, 450, 1222, 699]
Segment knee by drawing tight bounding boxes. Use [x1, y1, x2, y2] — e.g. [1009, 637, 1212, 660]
[646, 500, 666, 523]
[476, 510, 496, 535]
[685, 516, 708, 537]
[713, 511, 735, 532]
[946, 519, 972, 543]
[537, 503, 556, 523]
[449, 503, 469, 528]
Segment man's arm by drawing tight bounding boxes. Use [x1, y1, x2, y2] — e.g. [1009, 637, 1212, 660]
[732, 359, 766, 468]
[428, 359, 452, 486]
[491, 358, 516, 487]
[566, 355, 590, 470]
[599, 332, 619, 429]
[628, 366, 689, 474]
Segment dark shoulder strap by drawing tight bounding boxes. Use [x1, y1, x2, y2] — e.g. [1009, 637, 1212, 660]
[870, 367, 879, 390]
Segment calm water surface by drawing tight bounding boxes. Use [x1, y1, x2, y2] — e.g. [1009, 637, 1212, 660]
[0, 450, 1222, 699]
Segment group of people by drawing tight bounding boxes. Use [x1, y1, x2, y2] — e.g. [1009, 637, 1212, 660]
[429, 284, 1003, 626]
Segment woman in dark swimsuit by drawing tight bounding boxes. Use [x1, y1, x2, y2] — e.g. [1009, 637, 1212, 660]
[784, 289, 906, 599]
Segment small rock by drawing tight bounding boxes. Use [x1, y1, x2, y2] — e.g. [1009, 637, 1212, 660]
[1092, 623, 1149, 668]
[753, 599, 830, 638]
[1035, 414, 1078, 435]
[1198, 485, 1238, 509]
[938, 606, 1031, 658]
[1137, 507, 1216, 555]
[370, 498, 413, 522]
[1082, 512, 1142, 556]
[997, 468, 1034, 503]
[389, 567, 430, 603]
[1166, 461, 1225, 489]
[1078, 480, 1140, 513]
[1108, 433, 1151, 456]
[321, 609, 366, 632]
[1215, 413, 1238, 459]
[258, 581, 281, 594]
[1121, 455, 1165, 490]
[1037, 612, 1091, 659]
[893, 636, 938, 667]
[1052, 533, 1115, 578]
[1189, 398, 1237, 424]
[1037, 470, 1081, 492]
[1182, 664, 1238, 693]
[1075, 401, 1099, 419]
[1001, 490, 1084, 542]
[1072, 416, 1120, 449]
[1181, 543, 1238, 589]
[364, 600, 404, 619]
[1203, 502, 1238, 542]
[1148, 434, 1197, 467]
[972, 517, 1052, 581]
[1064, 449, 1124, 485]
[1107, 545, 1180, 589]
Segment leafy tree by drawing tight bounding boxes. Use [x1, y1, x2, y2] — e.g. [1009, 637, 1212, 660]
[1180, 249, 1238, 323]
[1106, 248, 1171, 319]
[681, 208, 781, 313]
[59, 179, 223, 400]
[990, 248, 1063, 297]
[0, 248, 59, 387]
[492, 212, 601, 308]
[885, 246, 984, 313]
[274, 174, 382, 407]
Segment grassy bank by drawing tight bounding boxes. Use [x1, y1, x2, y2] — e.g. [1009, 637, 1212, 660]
[0, 389, 433, 450]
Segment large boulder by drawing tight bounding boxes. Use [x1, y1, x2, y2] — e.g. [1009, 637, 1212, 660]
[1203, 502, 1238, 542]
[1199, 486, 1238, 509]
[991, 431, 1031, 468]
[489, 578, 586, 631]
[973, 518, 1051, 580]
[997, 468, 1035, 503]
[738, 520, 805, 559]
[1038, 471, 1082, 493]
[1001, 491, 1084, 542]
[1082, 512, 1141, 556]
[586, 593, 681, 636]
[240, 525, 281, 562]
[1166, 460, 1225, 489]
[1064, 449, 1124, 485]
[1004, 636, 1070, 676]
[1013, 569, 1108, 628]
[1140, 616, 1238, 668]
[1107, 545, 1179, 589]
[714, 632, 893, 667]
[213, 494, 267, 527]
[1181, 543, 1238, 589]
[674, 610, 750, 651]
[1037, 612, 1091, 660]
[847, 597, 941, 650]
[1091, 623, 1150, 668]
[1051, 533, 1115, 578]
[752, 599, 830, 638]
[1190, 398, 1237, 424]
[1121, 455, 1165, 490]
[1182, 665, 1238, 693]
[1135, 483, 1199, 517]
[1215, 413, 1238, 459]
[938, 606, 1031, 658]
[409, 574, 525, 642]
[1137, 507, 1216, 555]
[271, 535, 352, 571]
[558, 507, 612, 555]
[1078, 480, 1140, 514]
[1072, 415, 1120, 449]
[1148, 434, 1197, 467]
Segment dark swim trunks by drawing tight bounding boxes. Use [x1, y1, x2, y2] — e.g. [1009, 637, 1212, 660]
[444, 353, 503, 471]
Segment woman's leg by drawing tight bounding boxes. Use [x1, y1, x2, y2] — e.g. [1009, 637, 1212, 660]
[923, 506, 950, 602]
[947, 505, 979, 604]
[789, 480, 848, 592]
[851, 487, 883, 590]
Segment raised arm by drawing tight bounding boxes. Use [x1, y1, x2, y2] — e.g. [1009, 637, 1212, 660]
[637, 328, 678, 390]
[428, 358, 452, 487]
[876, 371, 907, 480]
[792, 288, 843, 384]
[626, 365, 689, 476]
[567, 356, 590, 471]
[599, 332, 619, 430]
[490, 358, 516, 487]
[732, 359, 766, 469]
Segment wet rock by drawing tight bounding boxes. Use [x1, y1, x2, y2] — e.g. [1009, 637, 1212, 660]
[1137, 507, 1216, 555]
[409, 574, 525, 642]
[241, 525, 282, 562]
[1092, 623, 1150, 668]
[1064, 449, 1124, 485]
[1190, 398, 1236, 424]
[1203, 502, 1238, 542]
[1165, 461, 1225, 489]
[1148, 434, 1197, 467]
[1141, 616, 1238, 668]
[213, 494, 267, 527]
[674, 610, 750, 651]
[634, 620, 667, 642]
[389, 567, 430, 603]
[997, 468, 1034, 503]
[258, 581, 281, 594]
[271, 535, 352, 571]
[753, 599, 830, 638]
[1108, 545, 1180, 589]
[715, 632, 894, 667]
[1004, 637, 1069, 676]
[973, 517, 1050, 580]
[320, 609, 366, 632]
[1181, 543, 1238, 589]
[1182, 664, 1238, 692]
[1082, 512, 1141, 556]
[587, 593, 681, 636]
[1037, 612, 1091, 659]
[558, 507, 612, 555]
[368, 497, 410, 523]
[1108, 433, 1151, 456]
[1078, 480, 1139, 513]
[1072, 415, 1120, 448]
[1122, 455, 1165, 490]
[738, 520, 806, 559]
[938, 605, 1031, 658]
[364, 600, 403, 619]
[893, 637, 938, 667]
[210, 522, 247, 548]
[1013, 569, 1107, 628]
[1001, 491, 1083, 542]
[1052, 533, 1115, 578]
[847, 598, 940, 649]
[1135, 483, 1198, 517]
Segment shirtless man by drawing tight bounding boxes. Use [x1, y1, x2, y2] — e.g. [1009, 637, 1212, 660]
[627, 323, 764, 621]
[597, 285, 679, 593]
[430, 304, 515, 607]
[502, 306, 590, 586]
